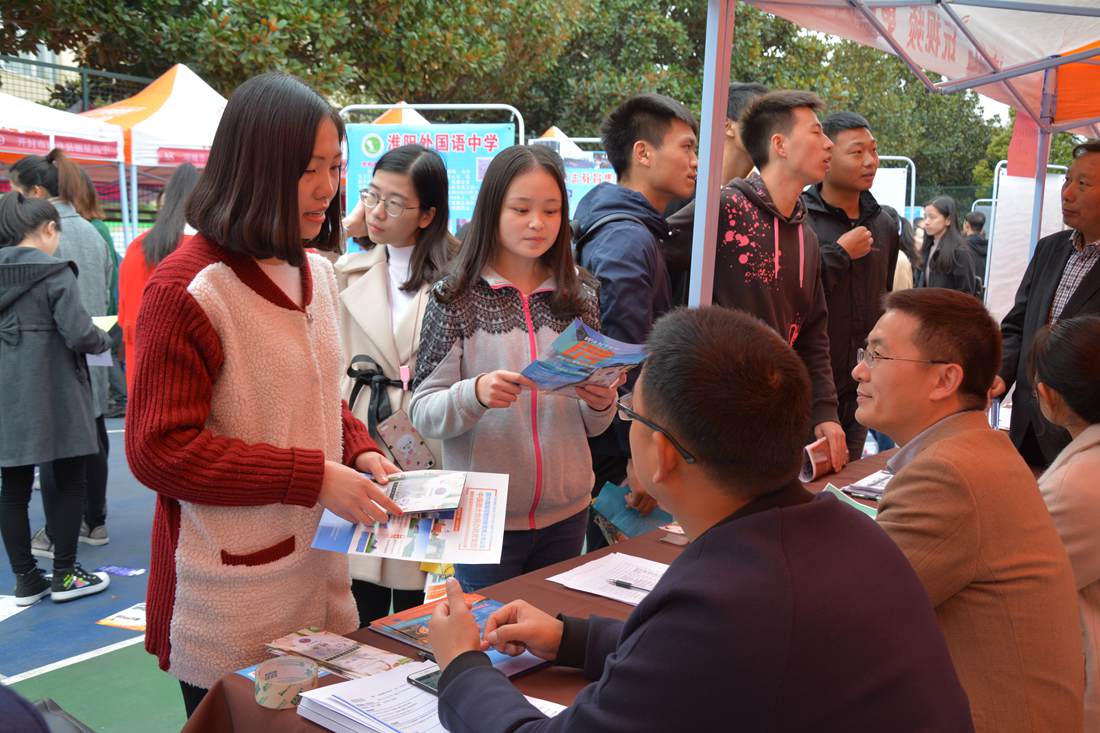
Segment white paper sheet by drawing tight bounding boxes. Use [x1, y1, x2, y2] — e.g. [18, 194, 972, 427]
[546, 552, 669, 606]
[300, 661, 444, 733]
[313, 472, 508, 565]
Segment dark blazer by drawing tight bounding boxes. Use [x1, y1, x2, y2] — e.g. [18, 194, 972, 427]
[437, 485, 973, 733]
[1001, 229, 1100, 465]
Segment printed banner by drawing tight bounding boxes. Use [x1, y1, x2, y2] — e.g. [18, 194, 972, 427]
[345, 123, 515, 249]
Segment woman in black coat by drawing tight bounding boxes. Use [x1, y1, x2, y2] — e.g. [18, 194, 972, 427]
[918, 196, 979, 296]
[0, 193, 112, 606]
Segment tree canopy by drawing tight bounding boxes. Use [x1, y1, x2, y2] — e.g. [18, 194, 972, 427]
[1, 0, 1023, 206]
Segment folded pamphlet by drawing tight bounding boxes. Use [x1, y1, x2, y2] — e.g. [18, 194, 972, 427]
[521, 318, 646, 393]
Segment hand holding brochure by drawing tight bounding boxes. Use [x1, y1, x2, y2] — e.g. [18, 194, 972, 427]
[312, 471, 508, 565]
[799, 436, 834, 482]
[521, 318, 646, 393]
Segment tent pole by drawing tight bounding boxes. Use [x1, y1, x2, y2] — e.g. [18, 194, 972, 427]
[1029, 67, 1055, 258]
[131, 164, 139, 240]
[688, 0, 736, 308]
[117, 162, 131, 245]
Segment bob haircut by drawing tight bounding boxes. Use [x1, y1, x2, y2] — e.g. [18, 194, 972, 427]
[359, 144, 457, 291]
[186, 73, 344, 266]
[439, 144, 591, 317]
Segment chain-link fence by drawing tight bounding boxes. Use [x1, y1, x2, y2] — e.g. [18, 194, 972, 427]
[0, 55, 151, 113]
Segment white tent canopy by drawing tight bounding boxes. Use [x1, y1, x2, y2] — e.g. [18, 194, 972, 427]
[0, 91, 124, 163]
[687, 0, 1100, 307]
[83, 64, 226, 168]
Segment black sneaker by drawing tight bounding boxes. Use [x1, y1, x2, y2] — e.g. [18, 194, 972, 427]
[14, 568, 51, 606]
[50, 565, 110, 602]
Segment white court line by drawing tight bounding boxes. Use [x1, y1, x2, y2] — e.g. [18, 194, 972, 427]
[107, 429, 125, 435]
[2, 635, 144, 685]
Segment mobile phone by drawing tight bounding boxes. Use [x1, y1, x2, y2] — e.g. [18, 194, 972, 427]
[407, 666, 442, 696]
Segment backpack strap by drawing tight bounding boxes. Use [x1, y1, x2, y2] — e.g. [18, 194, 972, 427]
[572, 213, 647, 262]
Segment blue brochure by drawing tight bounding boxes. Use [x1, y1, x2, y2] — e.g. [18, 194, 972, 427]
[592, 482, 673, 540]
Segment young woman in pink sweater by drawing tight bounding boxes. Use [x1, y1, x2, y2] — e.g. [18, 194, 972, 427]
[125, 73, 401, 718]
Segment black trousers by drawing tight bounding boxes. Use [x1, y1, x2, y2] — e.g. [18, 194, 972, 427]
[1, 456, 86, 573]
[837, 392, 870, 463]
[41, 415, 109, 530]
[180, 681, 207, 718]
[350, 580, 424, 628]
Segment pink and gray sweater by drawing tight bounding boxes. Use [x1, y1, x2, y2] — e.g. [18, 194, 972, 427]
[126, 235, 380, 688]
[410, 269, 615, 532]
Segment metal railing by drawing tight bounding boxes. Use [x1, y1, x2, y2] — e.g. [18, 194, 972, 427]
[0, 55, 151, 112]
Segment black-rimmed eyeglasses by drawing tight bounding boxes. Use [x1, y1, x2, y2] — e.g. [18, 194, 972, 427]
[616, 393, 696, 464]
[361, 190, 419, 219]
[856, 347, 951, 369]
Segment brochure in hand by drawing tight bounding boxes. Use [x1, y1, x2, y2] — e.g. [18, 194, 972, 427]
[591, 482, 673, 544]
[370, 596, 547, 678]
[385, 471, 466, 514]
[312, 471, 508, 565]
[521, 318, 646, 393]
[799, 436, 834, 482]
[267, 627, 414, 679]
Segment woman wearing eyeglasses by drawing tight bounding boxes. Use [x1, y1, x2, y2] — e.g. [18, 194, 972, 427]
[336, 144, 457, 626]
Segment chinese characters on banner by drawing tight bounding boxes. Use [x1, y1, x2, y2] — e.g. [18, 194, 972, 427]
[345, 123, 515, 249]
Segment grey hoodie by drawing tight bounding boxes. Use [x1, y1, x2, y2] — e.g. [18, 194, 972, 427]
[0, 246, 110, 466]
[410, 268, 615, 532]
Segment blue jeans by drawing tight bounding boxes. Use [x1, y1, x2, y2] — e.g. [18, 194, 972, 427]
[455, 508, 588, 592]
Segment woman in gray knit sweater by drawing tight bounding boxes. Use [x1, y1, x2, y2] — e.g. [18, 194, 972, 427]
[410, 146, 618, 591]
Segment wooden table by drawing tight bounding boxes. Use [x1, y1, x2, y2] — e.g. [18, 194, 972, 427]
[183, 452, 891, 732]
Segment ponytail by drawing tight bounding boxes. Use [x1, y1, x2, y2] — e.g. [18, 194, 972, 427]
[9, 148, 83, 203]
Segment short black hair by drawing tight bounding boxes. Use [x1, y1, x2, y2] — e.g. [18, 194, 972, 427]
[186, 73, 345, 267]
[0, 192, 60, 248]
[964, 210, 986, 233]
[600, 93, 698, 178]
[640, 307, 810, 496]
[1073, 139, 1100, 158]
[822, 111, 872, 141]
[1028, 314, 1100, 424]
[884, 288, 1001, 407]
[740, 90, 825, 169]
[727, 82, 769, 122]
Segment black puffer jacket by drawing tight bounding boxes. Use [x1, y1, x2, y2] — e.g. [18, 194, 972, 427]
[802, 185, 899, 399]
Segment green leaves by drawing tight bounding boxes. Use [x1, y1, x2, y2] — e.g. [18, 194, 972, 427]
[1, 0, 1014, 203]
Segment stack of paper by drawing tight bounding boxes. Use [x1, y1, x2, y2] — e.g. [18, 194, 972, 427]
[841, 470, 892, 501]
[298, 662, 565, 733]
[313, 472, 508, 565]
[546, 553, 669, 606]
[267, 628, 413, 679]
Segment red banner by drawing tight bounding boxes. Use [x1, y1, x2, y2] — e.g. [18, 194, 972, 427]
[55, 135, 119, 161]
[0, 129, 50, 155]
[157, 147, 209, 166]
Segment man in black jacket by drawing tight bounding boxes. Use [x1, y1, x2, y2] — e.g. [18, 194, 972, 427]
[427, 307, 973, 733]
[572, 94, 698, 547]
[802, 112, 899, 460]
[999, 139, 1100, 467]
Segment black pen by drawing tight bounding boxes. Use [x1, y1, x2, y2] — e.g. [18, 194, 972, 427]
[608, 579, 654, 593]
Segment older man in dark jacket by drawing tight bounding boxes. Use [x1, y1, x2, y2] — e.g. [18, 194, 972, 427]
[802, 112, 899, 461]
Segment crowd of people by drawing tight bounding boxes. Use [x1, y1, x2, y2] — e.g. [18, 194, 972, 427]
[1, 71, 1099, 732]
